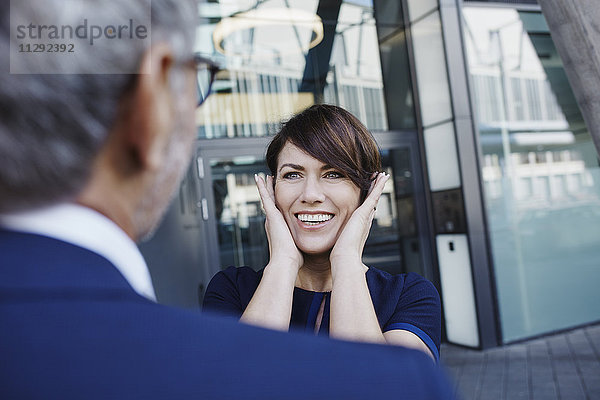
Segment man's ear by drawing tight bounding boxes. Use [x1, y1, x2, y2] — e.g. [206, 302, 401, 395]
[125, 43, 177, 171]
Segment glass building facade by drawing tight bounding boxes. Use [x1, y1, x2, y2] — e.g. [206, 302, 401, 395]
[140, 0, 600, 347]
[463, 4, 600, 342]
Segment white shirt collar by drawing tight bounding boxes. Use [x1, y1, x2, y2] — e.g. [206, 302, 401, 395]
[0, 203, 156, 301]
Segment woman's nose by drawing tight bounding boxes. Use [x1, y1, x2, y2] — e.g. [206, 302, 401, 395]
[299, 177, 326, 203]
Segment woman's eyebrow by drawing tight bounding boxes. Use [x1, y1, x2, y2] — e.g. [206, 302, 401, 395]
[278, 163, 304, 172]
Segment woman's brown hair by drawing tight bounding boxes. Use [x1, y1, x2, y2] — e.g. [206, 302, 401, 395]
[266, 104, 382, 201]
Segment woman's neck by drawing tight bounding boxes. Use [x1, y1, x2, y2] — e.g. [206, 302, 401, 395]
[295, 253, 332, 292]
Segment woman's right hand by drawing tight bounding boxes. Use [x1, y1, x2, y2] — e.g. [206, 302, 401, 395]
[255, 174, 303, 271]
[240, 175, 302, 331]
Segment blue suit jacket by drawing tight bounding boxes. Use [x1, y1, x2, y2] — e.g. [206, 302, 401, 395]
[0, 229, 455, 399]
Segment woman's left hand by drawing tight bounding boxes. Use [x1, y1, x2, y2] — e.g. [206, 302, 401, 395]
[329, 172, 390, 267]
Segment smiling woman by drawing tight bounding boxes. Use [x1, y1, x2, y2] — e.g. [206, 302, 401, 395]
[203, 104, 441, 361]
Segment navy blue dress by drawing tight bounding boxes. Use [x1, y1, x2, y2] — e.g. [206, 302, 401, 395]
[203, 266, 441, 361]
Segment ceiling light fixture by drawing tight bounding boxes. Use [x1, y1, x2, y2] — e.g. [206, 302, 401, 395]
[212, 8, 324, 56]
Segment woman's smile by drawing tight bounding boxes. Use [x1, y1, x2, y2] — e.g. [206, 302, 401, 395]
[295, 211, 335, 229]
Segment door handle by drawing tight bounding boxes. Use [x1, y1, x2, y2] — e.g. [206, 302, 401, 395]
[201, 198, 209, 221]
[196, 157, 204, 179]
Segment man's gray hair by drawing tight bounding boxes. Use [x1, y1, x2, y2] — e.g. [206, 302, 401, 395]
[0, 0, 198, 212]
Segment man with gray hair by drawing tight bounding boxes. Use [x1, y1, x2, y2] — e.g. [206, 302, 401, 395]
[0, 1, 454, 398]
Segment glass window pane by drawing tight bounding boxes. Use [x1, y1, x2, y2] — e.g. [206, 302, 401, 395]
[411, 11, 453, 128]
[211, 157, 270, 270]
[196, 0, 387, 138]
[373, 0, 404, 38]
[407, 0, 438, 22]
[364, 149, 424, 275]
[464, 6, 600, 342]
[424, 122, 461, 191]
[378, 28, 416, 129]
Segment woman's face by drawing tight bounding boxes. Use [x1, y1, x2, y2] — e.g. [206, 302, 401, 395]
[274, 142, 361, 255]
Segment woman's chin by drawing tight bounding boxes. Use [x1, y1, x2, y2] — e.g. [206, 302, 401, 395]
[296, 242, 334, 256]
[301, 249, 331, 257]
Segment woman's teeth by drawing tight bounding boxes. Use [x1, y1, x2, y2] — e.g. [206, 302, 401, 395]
[297, 214, 333, 225]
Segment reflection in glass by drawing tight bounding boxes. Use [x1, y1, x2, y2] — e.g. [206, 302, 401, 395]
[195, 0, 387, 138]
[211, 157, 270, 270]
[411, 11, 453, 128]
[406, 0, 437, 22]
[364, 149, 423, 275]
[378, 27, 416, 130]
[464, 6, 600, 342]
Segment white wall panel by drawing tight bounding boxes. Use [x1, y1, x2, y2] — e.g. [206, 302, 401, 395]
[424, 122, 461, 191]
[437, 234, 479, 347]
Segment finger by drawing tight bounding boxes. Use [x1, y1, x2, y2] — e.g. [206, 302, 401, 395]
[365, 170, 387, 198]
[362, 172, 389, 211]
[266, 175, 277, 204]
[266, 175, 282, 213]
[255, 174, 279, 214]
[365, 172, 379, 199]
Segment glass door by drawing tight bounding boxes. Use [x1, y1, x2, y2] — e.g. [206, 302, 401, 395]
[210, 156, 270, 272]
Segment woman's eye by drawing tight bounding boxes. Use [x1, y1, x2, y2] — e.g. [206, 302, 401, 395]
[324, 171, 343, 179]
[283, 172, 301, 179]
